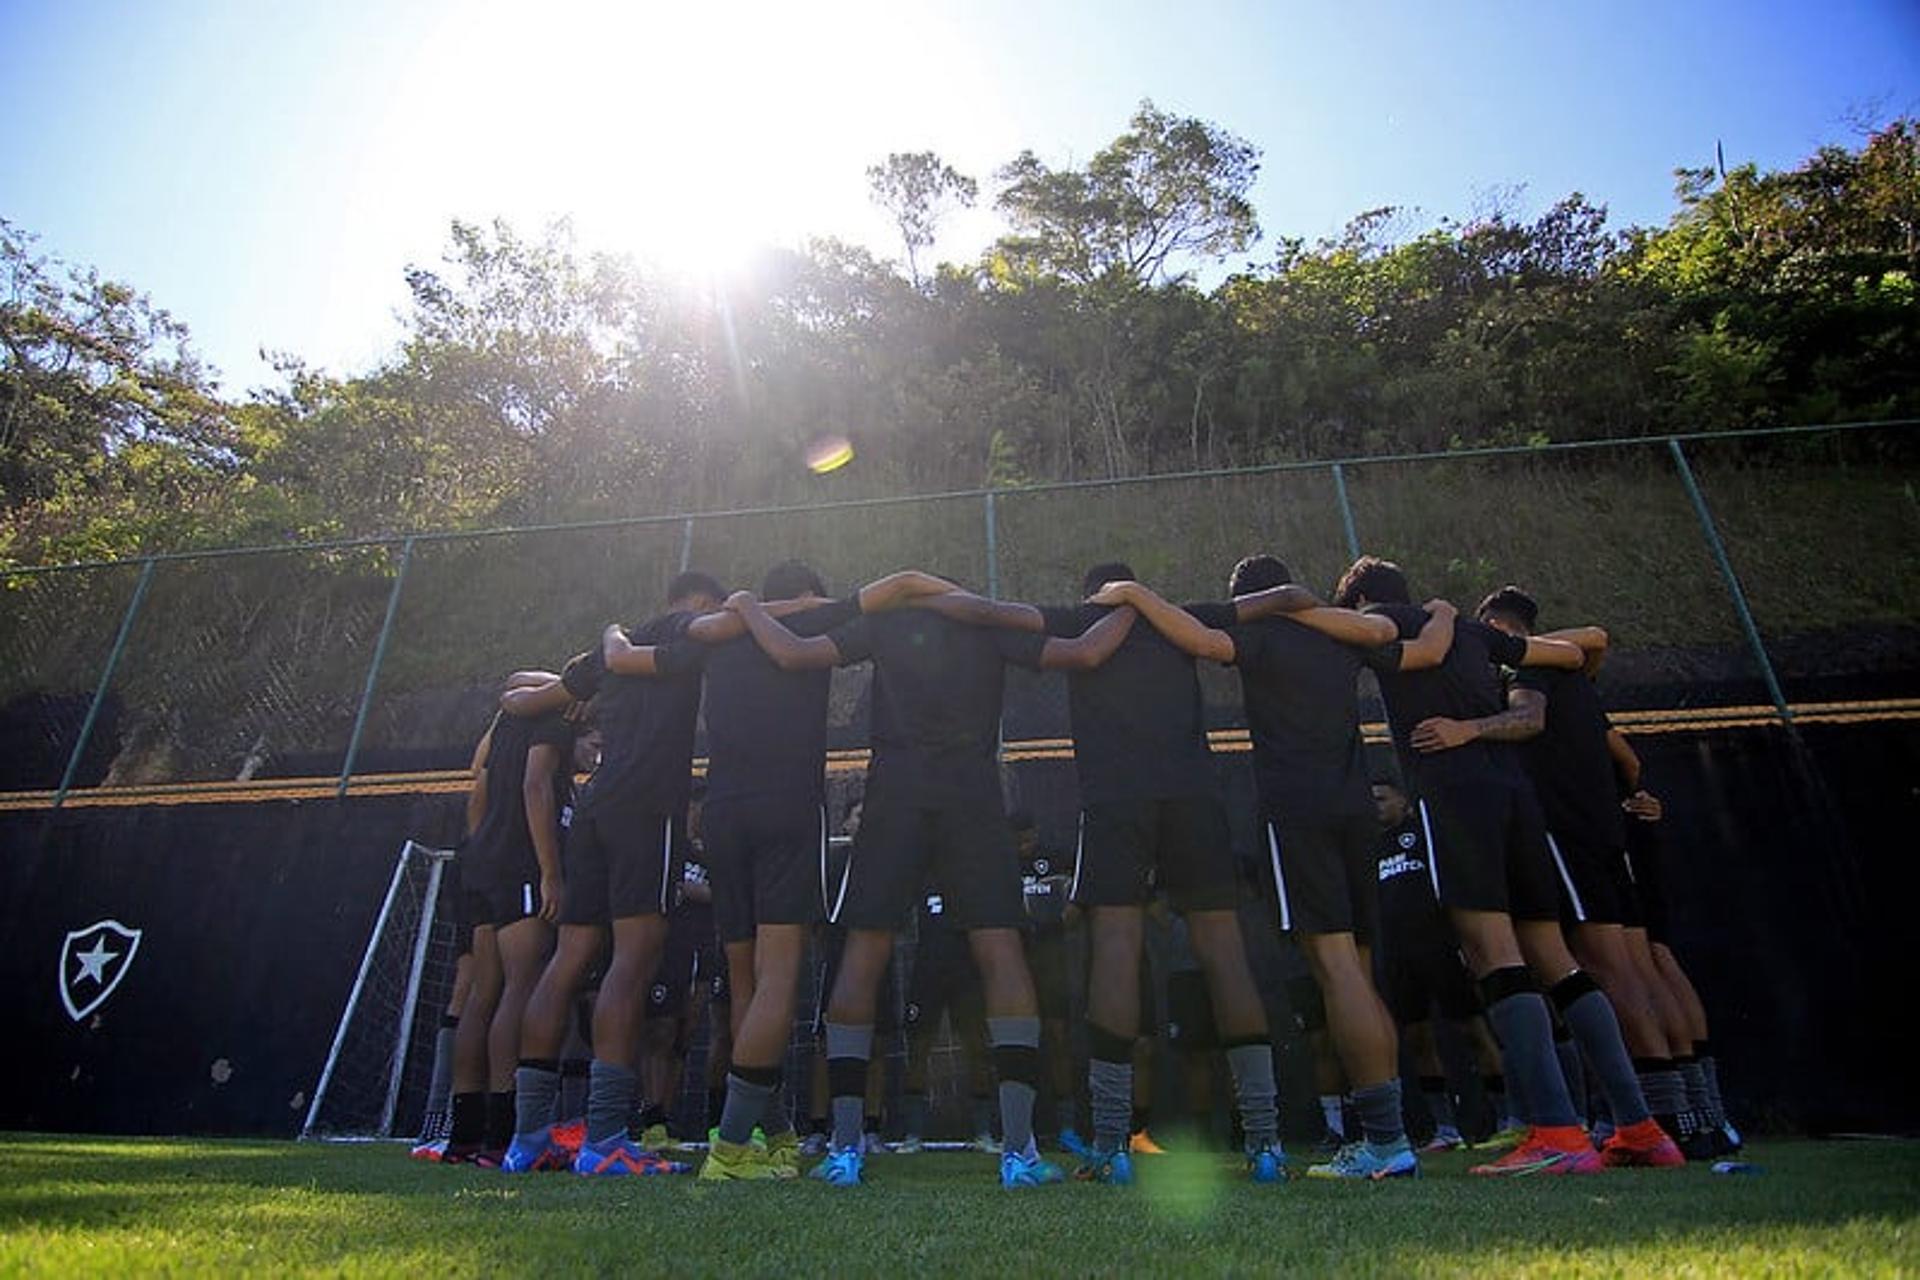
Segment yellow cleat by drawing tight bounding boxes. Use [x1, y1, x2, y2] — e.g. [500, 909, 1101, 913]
[640, 1122, 673, 1151]
[764, 1129, 801, 1178]
[1129, 1129, 1168, 1156]
[1479, 1124, 1528, 1150]
[698, 1137, 798, 1182]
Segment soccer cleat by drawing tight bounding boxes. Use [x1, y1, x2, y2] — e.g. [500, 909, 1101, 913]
[1001, 1148, 1066, 1188]
[1247, 1144, 1291, 1184]
[708, 1126, 769, 1152]
[1072, 1149, 1134, 1186]
[765, 1130, 801, 1177]
[572, 1137, 693, 1177]
[500, 1128, 574, 1173]
[1720, 1120, 1743, 1153]
[896, 1134, 925, 1155]
[1310, 1129, 1347, 1157]
[798, 1131, 830, 1158]
[809, 1147, 864, 1187]
[1306, 1139, 1417, 1181]
[550, 1120, 586, 1154]
[1601, 1118, 1686, 1169]
[1129, 1129, 1168, 1156]
[408, 1138, 448, 1162]
[1420, 1127, 1467, 1154]
[1057, 1127, 1091, 1159]
[972, 1131, 1003, 1155]
[1479, 1123, 1529, 1150]
[699, 1137, 799, 1182]
[640, 1122, 672, 1150]
[1469, 1127, 1604, 1177]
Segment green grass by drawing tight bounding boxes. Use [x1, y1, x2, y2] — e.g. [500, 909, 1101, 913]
[1, 1136, 1916, 1276]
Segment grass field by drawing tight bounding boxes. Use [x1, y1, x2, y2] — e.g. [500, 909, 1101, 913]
[1, 1136, 1916, 1276]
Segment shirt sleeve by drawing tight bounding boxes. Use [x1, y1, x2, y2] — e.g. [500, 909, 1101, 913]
[1183, 601, 1237, 629]
[826, 614, 874, 665]
[1037, 604, 1087, 639]
[993, 626, 1050, 671]
[560, 648, 604, 701]
[652, 640, 708, 678]
[1468, 619, 1529, 668]
[1357, 641, 1404, 674]
[790, 597, 862, 638]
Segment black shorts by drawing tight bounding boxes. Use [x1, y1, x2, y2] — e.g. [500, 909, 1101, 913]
[560, 803, 686, 926]
[1623, 818, 1671, 945]
[1165, 970, 1217, 1052]
[704, 796, 829, 943]
[1027, 927, 1072, 1023]
[1414, 781, 1561, 921]
[445, 856, 475, 957]
[904, 924, 984, 1037]
[812, 925, 900, 1035]
[835, 765, 1024, 932]
[465, 874, 546, 930]
[1376, 907, 1481, 1025]
[1071, 794, 1239, 913]
[1259, 810, 1379, 940]
[1543, 827, 1633, 928]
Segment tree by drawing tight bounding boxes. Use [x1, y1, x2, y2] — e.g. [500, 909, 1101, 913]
[994, 100, 1261, 285]
[865, 152, 978, 288]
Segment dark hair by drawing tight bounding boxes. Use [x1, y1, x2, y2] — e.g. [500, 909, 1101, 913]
[1333, 556, 1409, 607]
[763, 560, 827, 602]
[1476, 585, 1539, 630]
[669, 571, 725, 605]
[1082, 561, 1136, 596]
[1228, 554, 1293, 597]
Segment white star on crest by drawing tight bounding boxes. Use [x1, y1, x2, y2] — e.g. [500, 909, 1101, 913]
[73, 937, 118, 985]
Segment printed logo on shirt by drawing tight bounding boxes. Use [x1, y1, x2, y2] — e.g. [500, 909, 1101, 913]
[1378, 851, 1427, 883]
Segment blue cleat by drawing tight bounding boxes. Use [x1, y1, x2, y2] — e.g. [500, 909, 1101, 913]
[1247, 1144, 1291, 1184]
[1072, 1149, 1134, 1185]
[809, 1146, 864, 1187]
[1001, 1148, 1066, 1188]
[1306, 1139, 1418, 1181]
[1057, 1128, 1092, 1159]
[572, 1136, 693, 1176]
[500, 1128, 573, 1174]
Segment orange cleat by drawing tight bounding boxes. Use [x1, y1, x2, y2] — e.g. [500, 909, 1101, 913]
[1469, 1125, 1604, 1176]
[1600, 1117, 1686, 1168]
[1128, 1129, 1169, 1156]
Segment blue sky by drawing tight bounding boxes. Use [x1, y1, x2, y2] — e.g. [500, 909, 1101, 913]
[3, 0, 1915, 392]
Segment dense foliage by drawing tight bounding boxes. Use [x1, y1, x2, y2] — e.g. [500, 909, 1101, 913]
[3, 106, 1915, 567]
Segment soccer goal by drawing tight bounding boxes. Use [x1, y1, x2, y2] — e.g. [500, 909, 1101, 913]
[300, 840, 460, 1141]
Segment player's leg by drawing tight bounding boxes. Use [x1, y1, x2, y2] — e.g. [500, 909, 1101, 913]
[1083, 904, 1148, 1171]
[819, 926, 895, 1176]
[413, 947, 473, 1155]
[1287, 974, 1348, 1150]
[446, 923, 504, 1161]
[485, 905, 553, 1154]
[1654, 940, 1735, 1148]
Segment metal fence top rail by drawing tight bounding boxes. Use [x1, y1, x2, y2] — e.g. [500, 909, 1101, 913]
[7, 417, 1915, 578]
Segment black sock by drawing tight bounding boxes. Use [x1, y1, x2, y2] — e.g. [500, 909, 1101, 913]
[449, 1091, 486, 1148]
[1132, 1105, 1152, 1135]
[707, 1086, 727, 1128]
[484, 1091, 515, 1150]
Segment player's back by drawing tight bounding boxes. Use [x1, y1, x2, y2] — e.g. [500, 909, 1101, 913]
[702, 599, 858, 804]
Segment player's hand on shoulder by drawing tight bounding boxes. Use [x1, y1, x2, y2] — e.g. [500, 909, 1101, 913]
[1411, 715, 1475, 752]
[1085, 580, 1138, 606]
[1623, 789, 1664, 821]
[725, 590, 757, 613]
[1423, 597, 1457, 619]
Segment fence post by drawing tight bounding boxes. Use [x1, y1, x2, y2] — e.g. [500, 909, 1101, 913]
[53, 557, 157, 809]
[1667, 438, 1792, 724]
[338, 539, 415, 797]
[1330, 462, 1361, 560]
[983, 489, 1000, 598]
[678, 516, 695, 574]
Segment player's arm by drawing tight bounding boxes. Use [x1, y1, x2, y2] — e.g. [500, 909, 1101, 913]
[682, 596, 831, 645]
[1410, 686, 1547, 753]
[523, 742, 565, 923]
[1543, 625, 1609, 677]
[728, 592, 844, 670]
[906, 591, 1047, 633]
[1516, 634, 1585, 670]
[856, 570, 961, 613]
[1087, 580, 1234, 663]
[1395, 600, 1458, 671]
[1039, 605, 1137, 670]
[1228, 583, 1321, 620]
[1606, 726, 1642, 790]
[501, 658, 584, 717]
[1283, 606, 1399, 648]
[464, 720, 495, 836]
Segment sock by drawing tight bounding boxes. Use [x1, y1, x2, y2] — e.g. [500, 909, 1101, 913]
[718, 1067, 779, 1146]
[449, 1091, 486, 1147]
[1318, 1093, 1347, 1138]
[514, 1060, 561, 1137]
[1131, 1105, 1152, 1136]
[989, 1015, 1041, 1158]
[1677, 1055, 1712, 1119]
[557, 1059, 590, 1124]
[1224, 1039, 1280, 1151]
[901, 1093, 930, 1138]
[586, 1059, 637, 1146]
[1697, 1044, 1728, 1126]
[421, 1018, 458, 1140]
[1087, 1023, 1133, 1154]
[1480, 970, 1578, 1129]
[825, 1022, 873, 1152]
[1553, 1031, 1588, 1122]
[1639, 1057, 1690, 1129]
[484, 1090, 515, 1150]
[971, 1095, 997, 1138]
[1482, 1074, 1516, 1129]
[1419, 1075, 1458, 1133]
[1551, 975, 1651, 1127]
[707, 1085, 727, 1129]
[1351, 1078, 1405, 1148]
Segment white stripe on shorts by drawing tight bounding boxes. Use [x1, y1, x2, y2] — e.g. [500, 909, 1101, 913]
[1266, 822, 1293, 932]
[1416, 799, 1442, 899]
[1546, 832, 1587, 922]
[817, 805, 830, 914]
[828, 828, 855, 925]
[1068, 812, 1086, 901]
[522, 881, 533, 916]
[660, 816, 674, 915]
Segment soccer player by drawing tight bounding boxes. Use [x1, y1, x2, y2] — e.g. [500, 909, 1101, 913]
[1468, 586, 1686, 1167]
[1014, 814, 1082, 1151]
[497, 571, 727, 1177]
[1333, 556, 1668, 1175]
[726, 580, 1138, 1187]
[1092, 558, 1451, 1181]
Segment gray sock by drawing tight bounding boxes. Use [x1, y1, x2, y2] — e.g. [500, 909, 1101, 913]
[1560, 989, 1650, 1126]
[1351, 1078, 1405, 1147]
[1485, 993, 1578, 1128]
[1698, 1054, 1727, 1126]
[1679, 1060, 1710, 1112]
[1644, 1064, 1690, 1117]
[514, 1064, 561, 1137]
[586, 1060, 637, 1146]
[557, 1061, 589, 1124]
[718, 1072, 775, 1146]
[825, 1022, 873, 1152]
[1088, 1057, 1132, 1154]
[1225, 1041, 1280, 1151]
[422, 1023, 457, 1137]
[989, 1016, 1042, 1158]
[901, 1094, 930, 1138]
[1554, 1035, 1588, 1121]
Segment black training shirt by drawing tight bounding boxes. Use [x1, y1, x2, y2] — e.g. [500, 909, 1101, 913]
[827, 608, 1046, 801]
[467, 711, 575, 885]
[563, 610, 706, 817]
[1513, 664, 1626, 849]
[1038, 603, 1214, 805]
[674, 599, 861, 806]
[1361, 605, 1530, 789]
[1191, 604, 1397, 821]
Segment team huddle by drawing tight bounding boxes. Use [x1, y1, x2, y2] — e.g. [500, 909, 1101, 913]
[406, 549, 1737, 1187]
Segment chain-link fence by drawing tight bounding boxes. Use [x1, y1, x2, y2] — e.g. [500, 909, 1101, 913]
[3, 421, 1917, 804]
